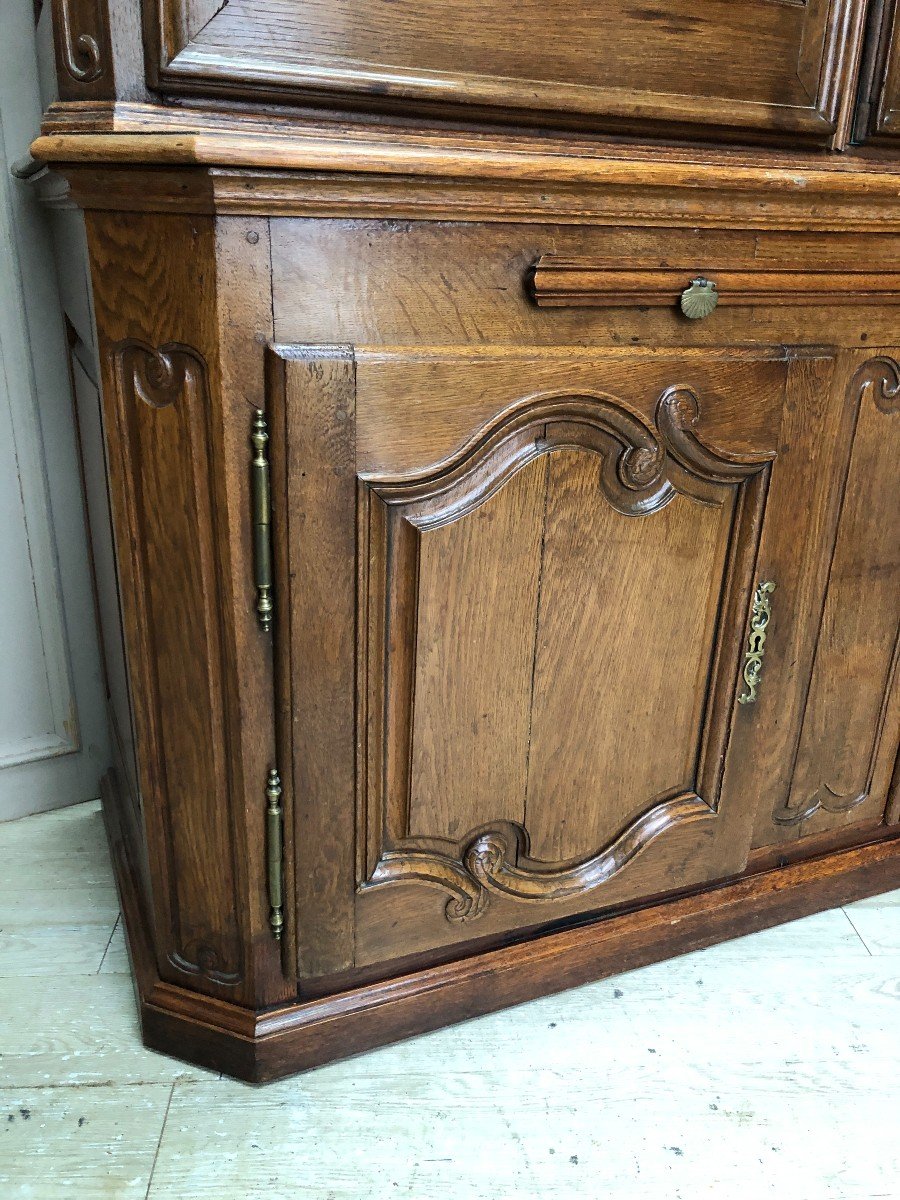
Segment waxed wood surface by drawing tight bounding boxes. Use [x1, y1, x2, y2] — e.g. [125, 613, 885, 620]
[85, 211, 250, 1000]
[150, 0, 864, 145]
[748, 350, 900, 849]
[786, 357, 900, 839]
[525, 469, 730, 863]
[408, 457, 548, 842]
[270, 347, 359, 979]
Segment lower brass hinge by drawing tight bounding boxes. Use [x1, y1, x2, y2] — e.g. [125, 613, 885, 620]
[265, 768, 284, 940]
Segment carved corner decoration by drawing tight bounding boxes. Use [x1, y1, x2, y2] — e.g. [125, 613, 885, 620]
[362, 385, 774, 923]
[170, 944, 242, 987]
[364, 794, 713, 923]
[851, 355, 900, 414]
[119, 340, 204, 409]
[52, 0, 110, 89]
[774, 623, 900, 826]
[772, 356, 900, 827]
[113, 339, 244, 988]
[465, 793, 711, 903]
[367, 847, 489, 924]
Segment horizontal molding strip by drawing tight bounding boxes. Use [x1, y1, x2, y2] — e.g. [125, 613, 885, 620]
[30, 106, 900, 227]
[31, 129, 900, 191]
[532, 259, 900, 307]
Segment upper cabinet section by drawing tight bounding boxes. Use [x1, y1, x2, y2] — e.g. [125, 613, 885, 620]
[144, 0, 869, 147]
[855, 0, 900, 142]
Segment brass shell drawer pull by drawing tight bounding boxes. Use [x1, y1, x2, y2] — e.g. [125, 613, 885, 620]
[739, 581, 776, 705]
[680, 277, 719, 319]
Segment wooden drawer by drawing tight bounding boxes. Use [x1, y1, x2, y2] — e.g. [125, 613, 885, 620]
[146, 0, 866, 146]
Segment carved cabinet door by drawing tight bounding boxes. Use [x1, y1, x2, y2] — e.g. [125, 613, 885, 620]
[267, 344, 854, 986]
[752, 353, 900, 848]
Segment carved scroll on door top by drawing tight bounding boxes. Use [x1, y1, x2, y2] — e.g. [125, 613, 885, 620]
[361, 384, 774, 923]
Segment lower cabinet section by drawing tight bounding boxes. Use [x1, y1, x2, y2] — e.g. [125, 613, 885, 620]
[81, 206, 900, 1079]
[266, 343, 900, 987]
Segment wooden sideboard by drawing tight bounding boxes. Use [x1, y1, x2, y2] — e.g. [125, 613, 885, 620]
[34, 0, 900, 1081]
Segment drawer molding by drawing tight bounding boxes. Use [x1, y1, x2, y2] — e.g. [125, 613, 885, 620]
[531, 258, 900, 308]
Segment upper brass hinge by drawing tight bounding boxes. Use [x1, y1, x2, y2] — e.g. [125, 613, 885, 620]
[250, 409, 274, 632]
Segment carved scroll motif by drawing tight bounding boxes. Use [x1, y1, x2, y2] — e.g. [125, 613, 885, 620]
[53, 0, 107, 83]
[851, 355, 900, 415]
[365, 384, 774, 521]
[364, 795, 711, 924]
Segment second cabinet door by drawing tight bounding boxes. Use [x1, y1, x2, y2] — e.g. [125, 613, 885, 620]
[269, 344, 854, 985]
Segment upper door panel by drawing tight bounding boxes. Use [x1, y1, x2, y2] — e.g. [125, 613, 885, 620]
[147, 0, 865, 146]
[855, 0, 900, 142]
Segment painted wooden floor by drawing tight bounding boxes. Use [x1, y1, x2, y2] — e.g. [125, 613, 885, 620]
[0, 801, 898, 1199]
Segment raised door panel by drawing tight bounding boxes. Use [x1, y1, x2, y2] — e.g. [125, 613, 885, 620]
[272, 346, 848, 987]
[149, 0, 864, 145]
[525, 471, 732, 865]
[771, 356, 900, 838]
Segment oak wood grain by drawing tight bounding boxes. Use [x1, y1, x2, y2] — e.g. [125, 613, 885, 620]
[86, 212, 253, 1001]
[408, 457, 547, 842]
[268, 346, 359, 981]
[145, 0, 863, 145]
[48, 0, 900, 1079]
[785, 356, 900, 838]
[525, 465, 730, 863]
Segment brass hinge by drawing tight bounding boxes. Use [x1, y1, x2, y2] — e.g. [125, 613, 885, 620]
[250, 409, 274, 632]
[265, 768, 284, 940]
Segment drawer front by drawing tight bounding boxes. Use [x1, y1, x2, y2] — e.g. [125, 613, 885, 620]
[150, 0, 863, 145]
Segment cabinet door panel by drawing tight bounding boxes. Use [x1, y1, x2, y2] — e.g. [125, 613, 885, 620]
[776, 356, 900, 837]
[274, 346, 836, 983]
[407, 459, 547, 842]
[151, 0, 864, 145]
[525, 464, 733, 864]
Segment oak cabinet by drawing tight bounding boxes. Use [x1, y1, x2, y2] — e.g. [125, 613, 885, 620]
[36, 0, 900, 1081]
